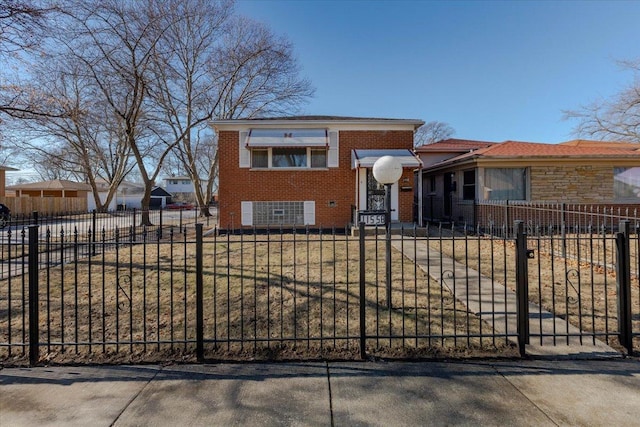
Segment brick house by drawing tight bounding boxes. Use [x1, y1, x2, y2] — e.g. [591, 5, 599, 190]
[212, 116, 424, 230]
[416, 139, 640, 226]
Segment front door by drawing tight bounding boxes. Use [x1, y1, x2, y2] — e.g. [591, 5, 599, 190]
[366, 169, 386, 211]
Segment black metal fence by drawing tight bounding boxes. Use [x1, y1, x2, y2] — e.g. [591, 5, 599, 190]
[1, 216, 638, 366]
[1, 207, 205, 234]
[422, 197, 640, 237]
[0, 208, 210, 269]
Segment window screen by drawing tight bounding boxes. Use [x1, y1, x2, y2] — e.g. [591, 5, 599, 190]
[252, 149, 268, 168]
[485, 168, 527, 200]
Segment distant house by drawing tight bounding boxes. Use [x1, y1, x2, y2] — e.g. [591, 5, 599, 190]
[5, 179, 92, 214]
[110, 181, 172, 210]
[211, 116, 424, 230]
[0, 165, 19, 198]
[88, 180, 166, 211]
[7, 179, 92, 198]
[416, 139, 640, 226]
[162, 176, 201, 203]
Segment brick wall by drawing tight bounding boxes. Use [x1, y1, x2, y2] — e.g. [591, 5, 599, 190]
[218, 130, 415, 228]
[530, 165, 613, 203]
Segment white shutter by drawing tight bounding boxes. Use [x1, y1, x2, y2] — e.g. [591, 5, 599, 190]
[241, 201, 253, 226]
[328, 131, 339, 167]
[303, 201, 315, 225]
[239, 131, 250, 168]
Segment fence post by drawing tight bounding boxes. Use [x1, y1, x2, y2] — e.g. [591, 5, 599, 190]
[132, 208, 137, 242]
[561, 203, 567, 258]
[515, 220, 529, 357]
[32, 211, 39, 226]
[615, 220, 632, 355]
[195, 223, 204, 362]
[159, 208, 163, 240]
[28, 225, 40, 366]
[359, 222, 367, 360]
[504, 201, 509, 237]
[92, 209, 97, 256]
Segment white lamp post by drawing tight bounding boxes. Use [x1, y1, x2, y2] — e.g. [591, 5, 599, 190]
[372, 155, 403, 308]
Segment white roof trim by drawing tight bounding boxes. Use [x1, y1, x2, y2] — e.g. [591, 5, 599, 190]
[246, 129, 328, 148]
[351, 149, 423, 169]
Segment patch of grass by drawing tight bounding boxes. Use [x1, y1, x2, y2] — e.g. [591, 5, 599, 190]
[0, 231, 515, 364]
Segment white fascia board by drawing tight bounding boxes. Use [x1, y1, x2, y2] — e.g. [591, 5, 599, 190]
[211, 119, 423, 132]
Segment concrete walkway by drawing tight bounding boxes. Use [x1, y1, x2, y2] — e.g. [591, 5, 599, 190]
[393, 239, 621, 358]
[1, 359, 639, 426]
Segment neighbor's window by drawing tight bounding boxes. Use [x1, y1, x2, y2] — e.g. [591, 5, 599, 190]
[614, 167, 640, 202]
[484, 168, 527, 200]
[463, 170, 476, 200]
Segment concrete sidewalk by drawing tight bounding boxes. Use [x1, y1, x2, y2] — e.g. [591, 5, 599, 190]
[1, 359, 639, 426]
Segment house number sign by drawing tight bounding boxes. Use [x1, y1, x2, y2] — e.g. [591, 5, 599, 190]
[358, 211, 387, 226]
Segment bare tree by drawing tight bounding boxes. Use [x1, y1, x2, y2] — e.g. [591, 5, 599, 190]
[5, 33, 138, 211]
[0, 0, 52, 55]
[53, 0, 181, 224]
[30, 148, 79, 181]
[5, 0, 313, 221]
[0, 1, 65, 120]
[414, 121, 455, 147]
[565, 59, 640, 143]
[148, 0, 313, 217]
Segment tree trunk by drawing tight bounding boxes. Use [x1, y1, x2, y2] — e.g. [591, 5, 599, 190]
[140, 186, 153, 226]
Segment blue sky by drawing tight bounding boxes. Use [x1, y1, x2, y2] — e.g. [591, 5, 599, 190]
[235, 0, 640, 143]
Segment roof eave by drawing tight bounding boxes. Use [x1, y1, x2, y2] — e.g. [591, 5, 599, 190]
[210, 118, 425, 131]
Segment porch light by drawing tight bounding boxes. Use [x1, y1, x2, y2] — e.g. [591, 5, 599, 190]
[372, 155, 403, 308]
[372, 155, 403, 185]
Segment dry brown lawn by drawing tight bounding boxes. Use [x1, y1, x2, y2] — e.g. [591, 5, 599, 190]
[0, 231, 516, 365]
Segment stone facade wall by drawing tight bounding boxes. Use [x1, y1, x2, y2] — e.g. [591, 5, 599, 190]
[530, 165, 613, 203]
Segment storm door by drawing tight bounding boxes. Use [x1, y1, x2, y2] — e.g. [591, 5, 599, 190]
[366, 169, 386, 211]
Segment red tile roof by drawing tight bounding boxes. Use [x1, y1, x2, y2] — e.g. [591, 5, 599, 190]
[428, 140, 640, 168]
[560, 139, 639, 149]
[477, 141, 640, 157]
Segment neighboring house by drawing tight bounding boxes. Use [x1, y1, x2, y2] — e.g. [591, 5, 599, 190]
[0, 165, 19, 198]
[417, 139, 640, 226]
[87, 180, 170, 211]
[211, 116, 424, 230]
[162, 176, 208, 203]
[7, 179, 92, 198]
[415, 138, 496, 168]
[110, 181, 172, 210]
[5, 179, 92, 214]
